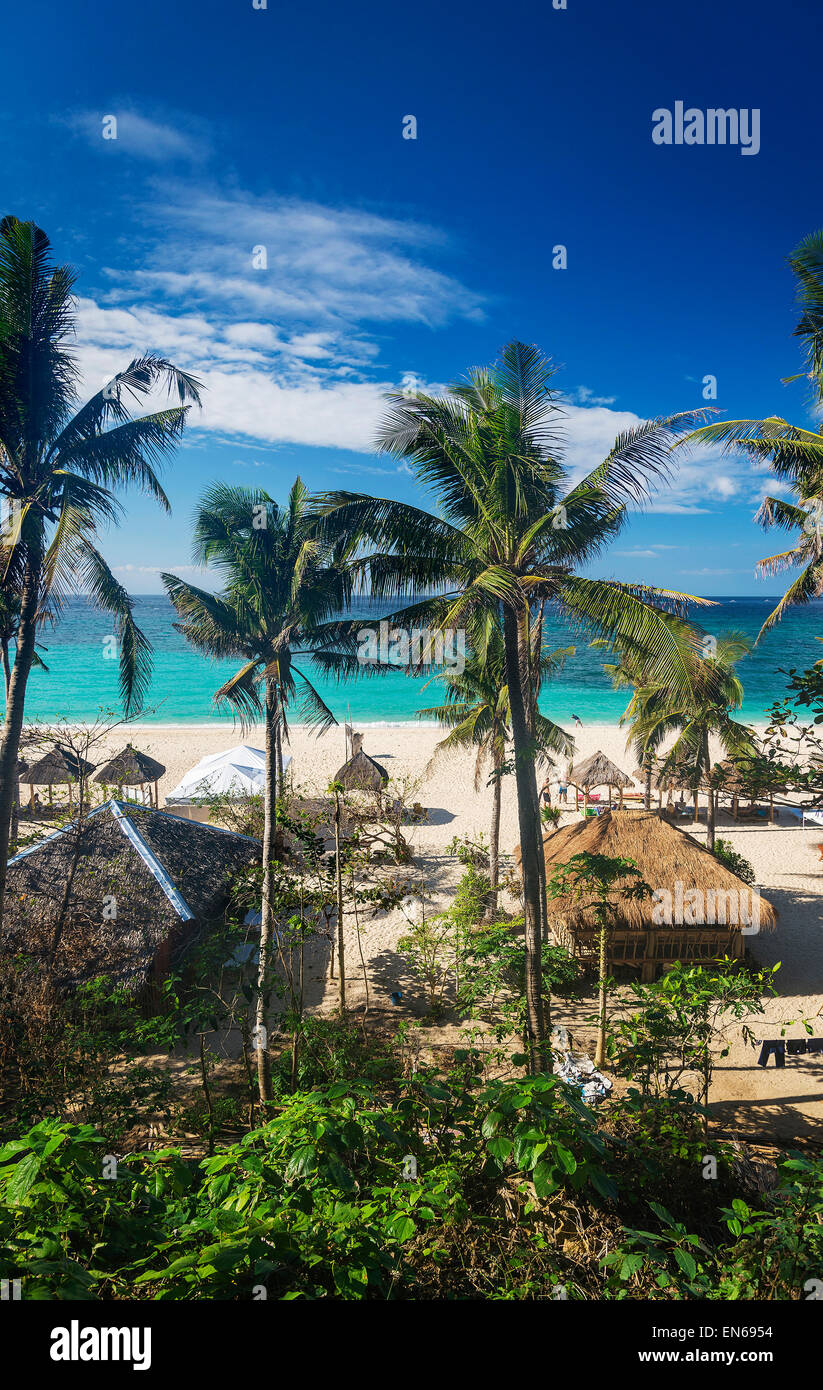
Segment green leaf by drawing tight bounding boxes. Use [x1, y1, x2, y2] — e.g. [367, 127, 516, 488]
[386, 1215, 416, 1242]
[532, 1160, 557, 1199]
[8, 1152, 41, 1204]
[673, 1248, 698, 1279]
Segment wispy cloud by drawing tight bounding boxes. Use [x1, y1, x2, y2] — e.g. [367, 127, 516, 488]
[68, 181, 484, 452]
[65, 107, 210, 163]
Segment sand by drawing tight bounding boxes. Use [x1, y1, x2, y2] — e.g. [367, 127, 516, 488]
[21, 718, 823, 1143]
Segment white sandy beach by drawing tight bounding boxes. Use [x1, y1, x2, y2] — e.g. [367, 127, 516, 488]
[26, 719, 823, 1142]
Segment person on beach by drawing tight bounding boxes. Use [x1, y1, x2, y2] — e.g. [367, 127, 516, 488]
[540, 778, 552, 807]
[571, 713, 582, 728]
[557, 779, 568, 804]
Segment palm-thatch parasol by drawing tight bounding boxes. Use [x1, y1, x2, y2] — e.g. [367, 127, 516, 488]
[335, 733, 389, 793]
[568, 749, 633, 809]
[710, 756, 787, 823]
[533, 807, 776, 979]
[24, 746, 96, 812]
[93, 745, 166, 808]
[632, 752, 704, 813]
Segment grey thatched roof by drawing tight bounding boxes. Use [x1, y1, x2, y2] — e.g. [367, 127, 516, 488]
[23, 746, 95, 785]
[335, 747, 389, 791]
[93, 744, 166, 786]
[568, 750, 632, 790]
[2, 801, 261, 993]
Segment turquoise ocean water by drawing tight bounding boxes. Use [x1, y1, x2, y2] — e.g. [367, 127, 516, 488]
[3, 595, 822, 726]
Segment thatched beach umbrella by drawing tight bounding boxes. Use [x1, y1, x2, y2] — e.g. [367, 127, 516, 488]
[633, 752, 704, 813]
[93, 745, 166, 808]
[569, 749, 632, 810]
[335, 733, 389, 793]
[710, 756, 787, 823]
[24, 746, 95, 812]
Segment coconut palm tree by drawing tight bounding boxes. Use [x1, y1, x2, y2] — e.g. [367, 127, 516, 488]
[417, 614, 573, 917]
[313, 340, 709, 1071]
[0, 584, 49, 699]
[627, 633, 755, 852]
[594, 636, 682, 810]
[0, 216, 200, 923]
[685, 230, 823, 640]
[163, 479, 360, 1103]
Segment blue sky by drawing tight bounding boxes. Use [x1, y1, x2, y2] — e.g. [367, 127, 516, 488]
[3, 0, 821, 596]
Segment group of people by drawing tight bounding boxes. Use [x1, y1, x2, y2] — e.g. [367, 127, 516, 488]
[541, 767, 573, 808]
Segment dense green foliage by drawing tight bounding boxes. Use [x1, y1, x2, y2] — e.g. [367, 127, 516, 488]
[1, 1059, 820, 1300]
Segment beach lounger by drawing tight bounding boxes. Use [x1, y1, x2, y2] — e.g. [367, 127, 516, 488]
[803, 809, 823, 829]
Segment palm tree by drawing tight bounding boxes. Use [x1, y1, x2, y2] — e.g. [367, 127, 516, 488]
[595, 637, 680, 810]
[0, 216, 200, 922]
[0, 584, 48, 700]
[163, 479, 359, 1104]
[313, 340, 709, 1071]
[417, 614, 573, 917]
[684, 230, 823, 640]
[627, 633, 755, 852]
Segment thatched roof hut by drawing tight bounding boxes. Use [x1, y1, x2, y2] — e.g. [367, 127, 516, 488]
[568, 749, 633, 807]
[535, 808, 775, 979]
[335, 734, 389, 792]
[93, 745, 166, 808]
[23, 746, 96, 810]
[2, 801, 261, 1001]
[25, 746, 94, 784]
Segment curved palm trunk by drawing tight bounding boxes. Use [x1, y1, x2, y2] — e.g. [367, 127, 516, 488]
[486, 743, 503, 920]
[0, 563, 40, 928]
[503, 605, 549, 1073]
[256, 676, 277, 1104]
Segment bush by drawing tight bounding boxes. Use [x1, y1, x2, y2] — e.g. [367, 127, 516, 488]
[713, 837, 756, 885]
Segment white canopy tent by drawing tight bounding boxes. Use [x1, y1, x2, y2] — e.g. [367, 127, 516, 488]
[165, 745, 291, 823]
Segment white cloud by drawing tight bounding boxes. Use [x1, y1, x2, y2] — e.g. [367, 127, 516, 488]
[66, 108, 209, 162]
[103, 185, 484, 332]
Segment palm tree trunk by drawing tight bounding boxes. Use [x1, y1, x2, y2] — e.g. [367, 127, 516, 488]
[704, 731, 716, 852]
[1, 639, 10, 700]
[518, 608, 549, 942]
[503, 605, 548, 1073]
[0, 563, 40, 929]
[333, 789, 345, 1013]
[486, 744, 503, 920]
[255, 677, 277, 1104]
[595, 917, 608, 1068]
[276, 721, 285, 801]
